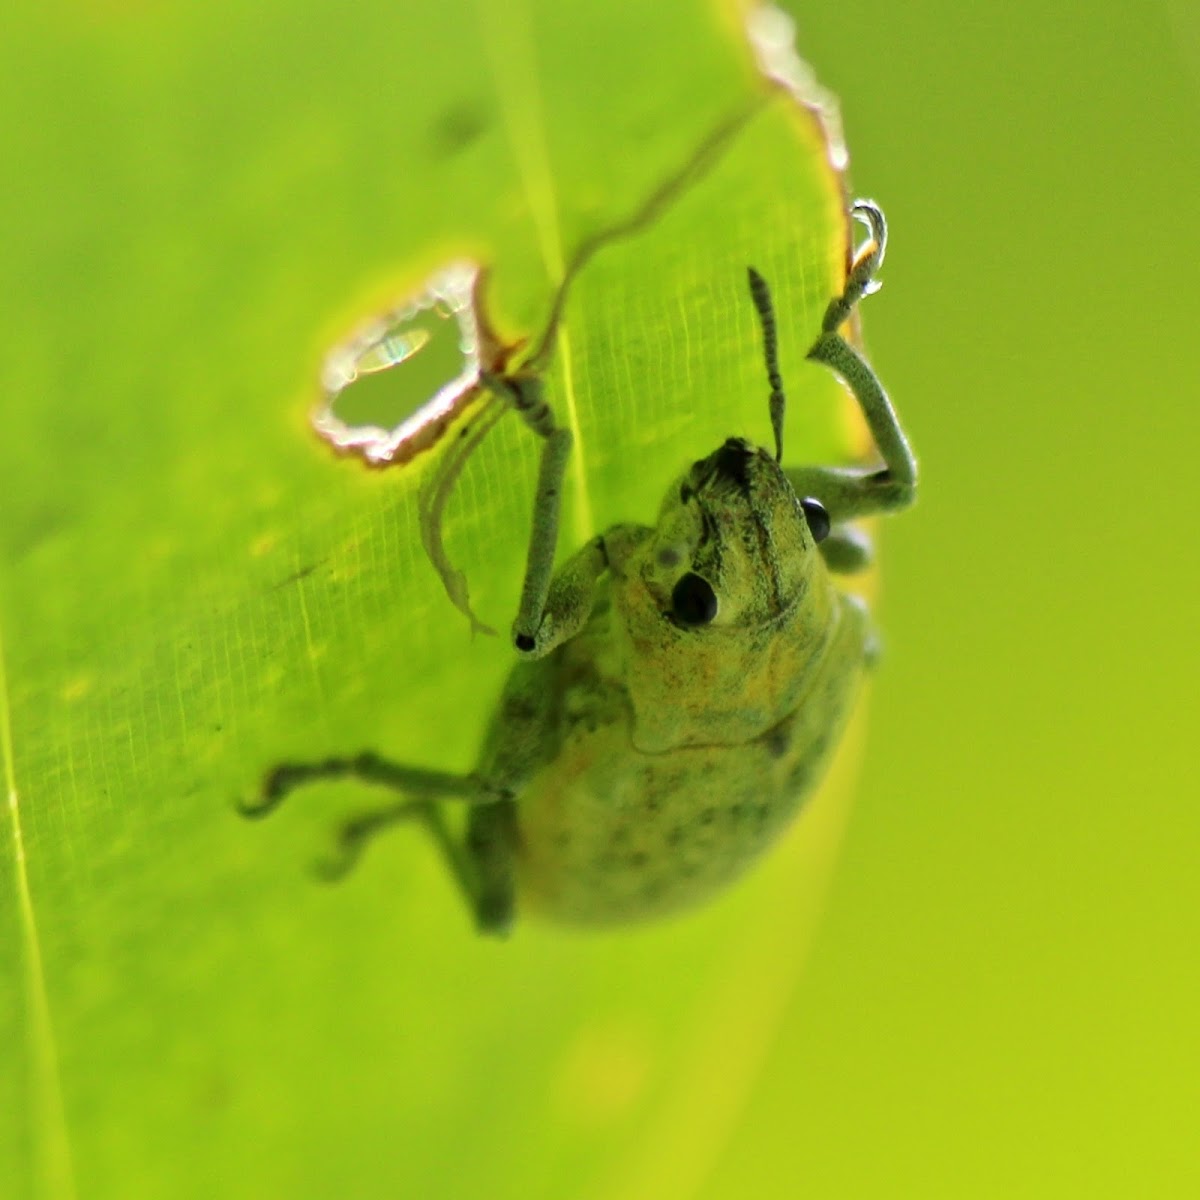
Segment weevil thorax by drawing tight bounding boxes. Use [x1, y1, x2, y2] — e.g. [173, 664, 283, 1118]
[610, 437, 841, 753]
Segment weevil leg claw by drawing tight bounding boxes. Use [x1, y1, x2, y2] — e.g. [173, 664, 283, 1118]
[822, 200, 888, 333]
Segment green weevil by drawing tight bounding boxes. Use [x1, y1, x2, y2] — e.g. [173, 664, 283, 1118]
[242, 201, 916, 935]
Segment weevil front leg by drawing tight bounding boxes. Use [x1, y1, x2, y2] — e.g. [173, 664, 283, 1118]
[479, 368, 581, 654]
[509, 520, 652, 658]
[788, 201, 918, 524]
[486, 366, 641, 658]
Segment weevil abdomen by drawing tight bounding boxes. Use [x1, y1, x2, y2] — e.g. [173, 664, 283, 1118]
[513, 588, 869, 925]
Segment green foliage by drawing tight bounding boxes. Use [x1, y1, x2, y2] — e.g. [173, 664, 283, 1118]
[1, 2, 865, 1197]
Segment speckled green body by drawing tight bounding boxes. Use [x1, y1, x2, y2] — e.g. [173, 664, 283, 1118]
[509, 579, 867, 924]
[474, 444, 873, 926]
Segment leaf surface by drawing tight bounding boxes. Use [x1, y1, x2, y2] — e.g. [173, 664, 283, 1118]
[0, 3, 867, 1196]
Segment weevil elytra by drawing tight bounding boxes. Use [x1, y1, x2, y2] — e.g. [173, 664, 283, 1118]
[242, 201, 916, 935]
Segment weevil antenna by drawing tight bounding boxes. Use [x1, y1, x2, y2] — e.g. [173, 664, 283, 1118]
[747, 267, 786, 462]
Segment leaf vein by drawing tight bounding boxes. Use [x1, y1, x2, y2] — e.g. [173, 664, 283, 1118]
[0, 614, 77, 1200]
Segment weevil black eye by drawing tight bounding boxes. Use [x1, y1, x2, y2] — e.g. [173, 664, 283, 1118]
[800, 497, 831, 543]
[671, 572, 718, 626]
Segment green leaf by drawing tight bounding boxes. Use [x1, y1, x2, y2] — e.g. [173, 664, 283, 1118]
[1, 3, 869, 1197]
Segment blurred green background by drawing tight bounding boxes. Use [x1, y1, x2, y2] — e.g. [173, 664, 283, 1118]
[2, 1, 1198, 1197]
[761, 3, 1200, 1195]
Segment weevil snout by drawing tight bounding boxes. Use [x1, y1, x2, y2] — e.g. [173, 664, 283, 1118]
[640, 436, 817, 629]
[710, 437, 755, 490]
[691, 437, 791, 505]
[691, 437, 768, 496]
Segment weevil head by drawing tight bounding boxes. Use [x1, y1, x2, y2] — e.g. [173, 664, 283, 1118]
[609, 436, 840, 751]
[646, 437, 829, 626]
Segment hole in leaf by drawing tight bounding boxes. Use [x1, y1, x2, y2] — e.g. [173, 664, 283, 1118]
[313, 260, 485, 465]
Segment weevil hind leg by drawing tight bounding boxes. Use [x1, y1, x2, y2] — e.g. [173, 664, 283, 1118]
[317, 795, 518, 935]
[240, 751, 518, 935]
[313, 797, 437, 882]
[243, 658, 561, 935]
[464, 799, 520, 934]
[315, 797, 519, 936]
